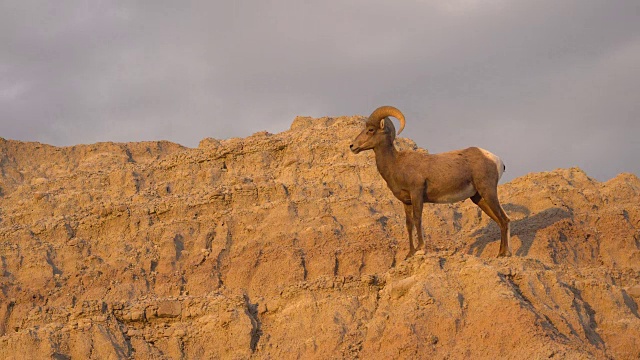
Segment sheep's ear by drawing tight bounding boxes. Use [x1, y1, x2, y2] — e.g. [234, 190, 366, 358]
[379, 119, 385, 130]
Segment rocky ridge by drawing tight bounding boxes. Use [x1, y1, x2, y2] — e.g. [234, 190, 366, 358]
[0, 115, 639, 359]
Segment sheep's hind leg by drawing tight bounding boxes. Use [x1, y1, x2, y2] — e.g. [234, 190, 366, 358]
[471, 193, 511, 257]
[494, 204, 511, 257]
[403, 204, 417, 259]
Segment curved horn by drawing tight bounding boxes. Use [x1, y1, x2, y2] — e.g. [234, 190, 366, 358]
[368, 106, 406, 135]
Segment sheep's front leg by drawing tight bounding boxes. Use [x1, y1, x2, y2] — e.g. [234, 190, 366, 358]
[403, 204, 416, 259]
[411, 191, 425, 252]
[404, 189, 425, 258]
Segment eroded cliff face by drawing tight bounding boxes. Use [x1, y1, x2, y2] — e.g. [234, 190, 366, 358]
[0, 115, 638, 359]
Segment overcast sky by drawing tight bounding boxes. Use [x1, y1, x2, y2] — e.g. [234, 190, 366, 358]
[1, 1, 638, 182]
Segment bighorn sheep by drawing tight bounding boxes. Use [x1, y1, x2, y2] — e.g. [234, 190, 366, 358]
[350, 106, 511, 258]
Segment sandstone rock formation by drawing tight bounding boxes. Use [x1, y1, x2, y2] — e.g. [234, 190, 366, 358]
[0, 115, 638, 359]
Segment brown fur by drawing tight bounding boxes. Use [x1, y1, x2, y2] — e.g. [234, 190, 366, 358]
[350, 106, 511, 258]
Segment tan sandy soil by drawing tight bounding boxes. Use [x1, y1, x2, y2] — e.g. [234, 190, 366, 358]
[0, 115, 638, 359]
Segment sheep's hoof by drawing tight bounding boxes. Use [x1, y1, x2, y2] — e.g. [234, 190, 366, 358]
[404, 250, 416, 260]
[415, 249, 426, 256]
[497, 250, 512, 258]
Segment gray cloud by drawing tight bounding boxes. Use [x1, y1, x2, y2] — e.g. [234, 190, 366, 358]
[1, 0, 638, 181]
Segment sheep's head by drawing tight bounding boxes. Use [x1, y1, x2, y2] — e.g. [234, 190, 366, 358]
[350, 106, 405, 154]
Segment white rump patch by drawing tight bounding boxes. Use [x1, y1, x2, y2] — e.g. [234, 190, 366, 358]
[479, 148, 504, 180]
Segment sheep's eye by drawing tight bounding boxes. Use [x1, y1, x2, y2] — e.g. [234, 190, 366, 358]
[367, 128, 374, 133]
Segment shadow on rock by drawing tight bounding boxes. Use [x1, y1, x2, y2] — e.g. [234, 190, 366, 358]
[467, 204, 571, 257]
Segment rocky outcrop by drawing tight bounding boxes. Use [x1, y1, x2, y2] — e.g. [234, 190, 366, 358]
[0, 115, 638, 359]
